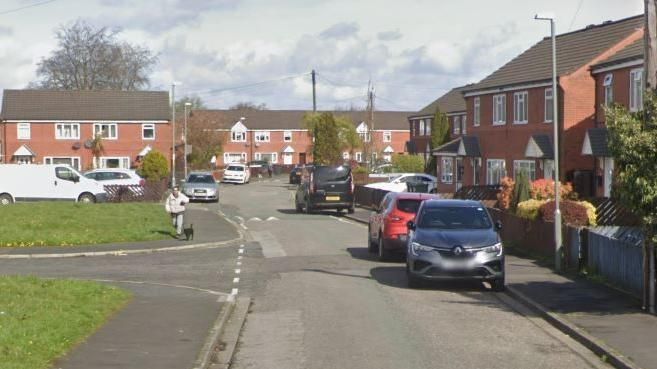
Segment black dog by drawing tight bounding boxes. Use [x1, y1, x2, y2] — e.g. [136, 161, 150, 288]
[183, 224, 194, 241]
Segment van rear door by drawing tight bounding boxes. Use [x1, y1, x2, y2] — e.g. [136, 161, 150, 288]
[312, 166, 352, 202]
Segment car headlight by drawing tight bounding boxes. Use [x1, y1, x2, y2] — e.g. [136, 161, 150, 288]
[410, 241, 435, 256]
[481, 243, 503, 256]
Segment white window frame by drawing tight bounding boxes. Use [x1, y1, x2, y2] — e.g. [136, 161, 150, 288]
[382, 131, 392, 143]
[99, 156, 130, 169]
[486, 159, 506, 185]
[142, 124, 155, 140]
[224, 152, 247, 164]
[493, 94, 506, 125]
[603, 74, 614, 107]
[630, 68, 644, 112]
[283, 152, 293, 165]
[231, 130, 246, 142]
[17, 123, 30, 140]
[44, 156, 81, 171]
[355, 152, 363, 162]
[283, 130, 293, 142]
[474, 97, 481, 126]
[418, 119, 425, 135]
[55, 123, 80, 140]
[544, 88, 554, 123]
[513, 91, 528, 124]
[93, 123, 118, 140]
[453, 116, 461, 134]
[462, 116, 467, 134]
[343, 151, 350, 160]
[513, 160, 536, 181]
[425, 118, 432, 135]
[254, 130, 270, 143]
[441, 157, 453, 183]
[254, 152, 278, 163]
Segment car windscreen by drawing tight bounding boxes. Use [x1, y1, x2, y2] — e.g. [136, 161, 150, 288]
[314, 167, 350, 182]
[187, 174, 215, 183]
[397, 199, 422, 214]
[226, 166, 244, 171]
[418, 206, 492, 229]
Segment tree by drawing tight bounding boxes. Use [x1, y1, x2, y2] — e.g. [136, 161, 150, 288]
[392, 154, 424, 173]
[139, 150, 170, 181]
[304, 112, 362, 164]
[187, 117, 226, 170]
[306, 112, 342, 165]
[32, 20, 157, 90]
[511, 171, 531, 211]
[89, 134, 104, 169]
[425, 108, 452, 174]
[606, 92, 657, 312]
[229, 102, 268, 110]
[175, 95, 206, 113]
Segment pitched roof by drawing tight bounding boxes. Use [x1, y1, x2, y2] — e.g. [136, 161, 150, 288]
[464, 15, 644, 93]
[189, 109, 411, 131]
[525, 134, 554, 159]
[593, 37, 644, 69]
[431, 136, 481, 157]
[1, 89, 170, 121]
[409, 85, 469, 119]
[582, 127, 610, 157]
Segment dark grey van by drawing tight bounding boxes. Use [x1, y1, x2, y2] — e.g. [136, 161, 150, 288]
[295, 165, 354, 214]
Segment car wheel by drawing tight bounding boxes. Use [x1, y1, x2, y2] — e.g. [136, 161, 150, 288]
[305, 199, 313, 214]
[78, 193, 96, 203]
[378, 234, 391, 261]
[406, 263, 422, 288]
[367, 226, 377, 252]
[347, 206, 355, 214]
[0, 193, 14, 205]
[491, 275, 505, 292]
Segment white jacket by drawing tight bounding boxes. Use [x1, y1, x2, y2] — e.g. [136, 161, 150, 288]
[165, 193, 189, 214]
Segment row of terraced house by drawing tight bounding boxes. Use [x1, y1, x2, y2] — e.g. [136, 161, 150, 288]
[408, 14, 646, 198]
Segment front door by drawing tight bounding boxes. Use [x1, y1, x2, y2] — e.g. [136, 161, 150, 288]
[299, 153, 306, 165]
[455, 157, 464, 191]
[604, 157, 614, 197]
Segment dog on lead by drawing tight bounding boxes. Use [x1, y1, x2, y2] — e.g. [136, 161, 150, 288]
[183, 224, 194, 241]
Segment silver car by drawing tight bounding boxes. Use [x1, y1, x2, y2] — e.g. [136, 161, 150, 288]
[406, 199, 505, 291]
[182, 172, 219, 202]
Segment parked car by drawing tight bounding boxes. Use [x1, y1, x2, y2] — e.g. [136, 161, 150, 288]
[0, 164, 107, 204]
[222, 164, 250, 184]
[365, 173, 438, 193]
[84, 168, 145, 187]
[295, 165, 354, 214]
[368, 192, 441, 261]
[406, 199, 504, 291]
[182, 172, 219, 202]
[247, 160, 270, 175]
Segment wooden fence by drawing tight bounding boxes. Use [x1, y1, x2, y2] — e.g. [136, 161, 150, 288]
[104, 180, 168, 202]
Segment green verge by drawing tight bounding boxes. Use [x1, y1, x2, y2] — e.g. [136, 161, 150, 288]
[0, 276, 132, 369]
[0, 202, 172, 247]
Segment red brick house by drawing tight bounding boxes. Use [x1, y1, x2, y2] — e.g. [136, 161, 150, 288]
[582, 37, 645, 197]
[188, 109, 410, 167]
[0, 89, 171, 171]
[433, 15, 643, 196]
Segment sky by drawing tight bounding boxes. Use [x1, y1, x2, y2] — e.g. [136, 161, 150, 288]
[0, 0, 645, 112]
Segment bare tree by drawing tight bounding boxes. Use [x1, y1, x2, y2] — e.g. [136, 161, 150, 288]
[229, 102, 268, 110]
[32, 20, 157, 90]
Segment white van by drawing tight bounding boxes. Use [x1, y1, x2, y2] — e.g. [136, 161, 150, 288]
[0, 164, 107, 205]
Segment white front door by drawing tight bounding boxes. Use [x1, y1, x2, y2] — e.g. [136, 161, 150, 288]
[604, 157, 614, 197]
[283, 153, 293, 165]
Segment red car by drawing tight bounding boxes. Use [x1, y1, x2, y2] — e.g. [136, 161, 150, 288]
[368, 192, 441, 261]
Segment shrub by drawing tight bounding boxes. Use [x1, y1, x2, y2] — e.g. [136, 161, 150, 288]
[139, 150, 170, 181]
[530, 179, 577, 200]
[511, 172, 530, 211]
[391, 154, 424, 173]
[579, 200, 597, 226]
[497, 177, 515, 210]
[539, 200, 590, 226]
[352, 166, 367, 174]
[516, 199, 547, 220]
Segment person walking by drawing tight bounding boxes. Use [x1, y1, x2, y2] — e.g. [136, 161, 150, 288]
[267, 163, 273, 178]
[165, 186, 189, 238]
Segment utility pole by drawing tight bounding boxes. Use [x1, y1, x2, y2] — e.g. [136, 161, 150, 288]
[368, 83, 376, 170]
[644, 0, 656, 314]
[183, 102, 192, 180]
[171, 82, 176, 187]
[311, 69, 317, 112]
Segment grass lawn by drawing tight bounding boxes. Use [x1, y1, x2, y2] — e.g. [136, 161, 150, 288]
[0, 276, 132, 369]
[0, 202, 173, 247]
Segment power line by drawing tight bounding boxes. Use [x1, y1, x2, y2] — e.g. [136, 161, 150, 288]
[375, 95, 416, 111]
[568, 0, 585, 31]
[186, 73, 308, 97]
[0, 0, 57, 15]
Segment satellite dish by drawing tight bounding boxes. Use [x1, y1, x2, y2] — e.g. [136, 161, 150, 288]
[83, 139, 93, 149]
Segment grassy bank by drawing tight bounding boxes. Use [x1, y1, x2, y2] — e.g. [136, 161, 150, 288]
[0, 276, 131, 369]
[0, 202, 172, 247]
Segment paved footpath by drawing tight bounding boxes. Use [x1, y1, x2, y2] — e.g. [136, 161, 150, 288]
[346, 206, 657, 369]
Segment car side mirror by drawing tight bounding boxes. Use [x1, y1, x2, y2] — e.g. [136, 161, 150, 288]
[407, 221, 416, 231]
[495, 221, 502, 231]
[73, 175, 80, 183]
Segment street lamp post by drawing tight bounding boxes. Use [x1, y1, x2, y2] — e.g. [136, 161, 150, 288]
[535, 14, 561, 271]
[184, 102, 192, 180]
[171, 82, 176, 187]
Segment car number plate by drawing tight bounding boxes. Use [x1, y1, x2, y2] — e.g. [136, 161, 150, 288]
[326, 196, 340, 201]
[195, 189, 206, 193]
[442, 260, 468, 269]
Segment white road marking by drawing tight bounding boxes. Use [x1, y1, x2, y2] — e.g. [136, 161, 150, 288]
[329, 215, 367, 227]
[231, 288, 238, 295]
[266, 216, 279, 221]
[233, 277, 240, 283]
[251, 230, 287, 258]
[240, 224, 248, 230]
[248, 217, 262, 222]
[239, 249, 244, 254]
[235, 269, 241, 274]
[236, 261, 242, 266]
[238, 256, 243, 260]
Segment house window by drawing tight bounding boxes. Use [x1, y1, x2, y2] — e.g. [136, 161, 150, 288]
[425, 118, 432, 135]
[100, 157, 130, 169]
[418, 119, 425, 135]
[231, 130, 246, 142]
[513, 160, 536, 181]
[493, 94, 506, 125]
[514, 91, 528, 124]
[94, 123, 118, 139]
[453, 116, 461, 134]
[224, 152, 246, 163]
[461, 116, 467, 134]
[603, 74, 614, 106]
[283, 130, 293, 142]
[410, 121, 415, 136]
[474, 97, 481, 126]
[44, 156, 81, 171]
[355, 152, 363, 162]
[543, 159, 555, 180]
[441, 157, 453, 183]
[630, 68, 644, 112]
[383, 131, 392, 142]
[142, 124, 155, 140]
[17, 123, 30, 139]
[486, 159, 506, 185]
[55, 123, 80, 139]
[343, 152, 350, 160]
[255, 152, 277, 163]
[254, 131, 270, 143]
[359, 131, 371, 142]
[545, 88, 554, 123]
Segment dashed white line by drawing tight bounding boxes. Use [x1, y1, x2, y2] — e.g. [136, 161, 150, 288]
[235, 269, 241, 274]
[233, 277, 240, 283]
[231, 288, 238, 295]
[238, 249, 244, 254]
[236, 261, 242, 266]
[238, 256, 243, 260]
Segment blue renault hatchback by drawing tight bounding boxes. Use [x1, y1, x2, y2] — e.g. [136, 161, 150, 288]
[405, 199, 505, 291]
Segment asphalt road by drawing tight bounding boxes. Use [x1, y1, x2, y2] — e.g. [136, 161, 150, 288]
[219, 178, 611, 369]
